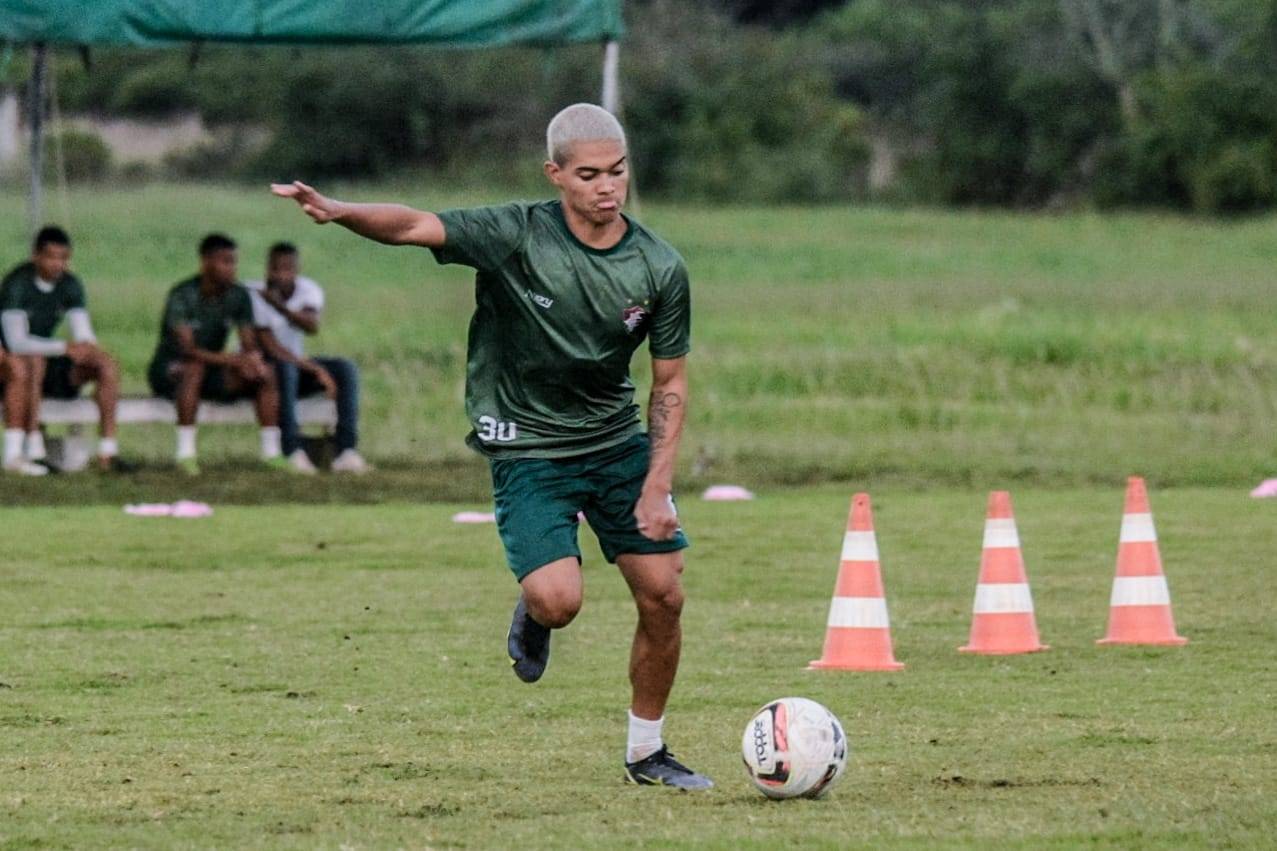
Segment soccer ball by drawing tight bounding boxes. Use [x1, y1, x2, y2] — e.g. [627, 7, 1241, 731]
[741, 697, 848, 799]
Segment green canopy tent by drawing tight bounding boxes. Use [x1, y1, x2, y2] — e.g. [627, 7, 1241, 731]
[1, 0, 624, 230]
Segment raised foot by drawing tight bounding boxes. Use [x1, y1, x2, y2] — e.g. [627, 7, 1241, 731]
[506, 597, 551, 683]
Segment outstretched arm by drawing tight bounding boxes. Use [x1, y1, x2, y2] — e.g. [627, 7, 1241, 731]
[635, 356, 688, 541]
[270, 181, 446, 247]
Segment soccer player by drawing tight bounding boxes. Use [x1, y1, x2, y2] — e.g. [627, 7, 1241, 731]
[0, 226, 126, 471]
[146, 233, 283, 475]
[246, 242, 370, 474]
[0, 351, 46, 475]
[272, 103, 710, 790]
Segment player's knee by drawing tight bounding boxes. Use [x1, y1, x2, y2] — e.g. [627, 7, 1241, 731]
[532, 594, 581, 629]
[98, 355, 119, 383]
[332, 358, 358, 383]
[640, 582, 684, 620]
[4, 356, 27, 382]
[177, 360, 204, 382]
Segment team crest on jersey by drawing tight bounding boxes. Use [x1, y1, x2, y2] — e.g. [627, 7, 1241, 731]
[622, 305, 648, 333]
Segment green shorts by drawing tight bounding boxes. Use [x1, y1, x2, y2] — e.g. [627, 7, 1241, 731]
[489, 433, 690, 580]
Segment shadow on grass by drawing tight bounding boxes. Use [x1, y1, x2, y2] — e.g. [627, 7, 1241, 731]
[0, 458, 494, 506]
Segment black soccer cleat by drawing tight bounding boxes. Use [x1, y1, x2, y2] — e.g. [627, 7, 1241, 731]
[624, 747, 714, 791]
[507, 597, 551, 683]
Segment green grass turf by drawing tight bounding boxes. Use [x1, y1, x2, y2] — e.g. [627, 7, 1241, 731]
[2, 486, 1273, 848]
[3, 184, 1277, 487]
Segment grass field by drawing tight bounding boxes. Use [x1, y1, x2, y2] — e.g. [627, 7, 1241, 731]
[2, 185, 1275, 846]
[2, 487, 1274, 847]
[3, 184, 1277, 488]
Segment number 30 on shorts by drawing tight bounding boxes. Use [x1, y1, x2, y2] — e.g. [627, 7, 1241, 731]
[477, 415, 519, 442]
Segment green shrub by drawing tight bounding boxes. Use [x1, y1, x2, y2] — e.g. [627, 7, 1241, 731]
[1188, 141, 1277, 213]
[43, 130, 112, 182]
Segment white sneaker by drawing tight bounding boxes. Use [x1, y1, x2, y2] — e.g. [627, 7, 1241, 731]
[4, 457, 49, 476]
[331, 449, 372, 474]
[287, 448, 318, 475]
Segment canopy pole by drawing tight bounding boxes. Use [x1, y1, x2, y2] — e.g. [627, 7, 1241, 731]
[28, 41, 47, 235]
[601, 40, 619, 114]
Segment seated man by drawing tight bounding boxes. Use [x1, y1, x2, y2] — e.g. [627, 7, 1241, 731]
[146, 233, 283, 475]
[247, 242, 369, 474]
[0, 351, 46, 475]
[0, 226, 125, 471]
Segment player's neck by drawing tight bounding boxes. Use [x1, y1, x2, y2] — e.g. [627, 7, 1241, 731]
[560, 202, 627, 250]
[198, 275, 227, 297]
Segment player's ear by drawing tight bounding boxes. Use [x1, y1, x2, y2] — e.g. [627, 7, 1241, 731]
[544, 160, 561, 187]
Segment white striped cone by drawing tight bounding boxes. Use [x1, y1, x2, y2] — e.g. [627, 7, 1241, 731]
[960, 491, 1048, 654]
[809, 493, 904, 671]
[1098, 477, 1187, 645]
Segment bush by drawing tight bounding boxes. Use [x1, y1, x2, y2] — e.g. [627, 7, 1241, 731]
[1188, 141, 1277, 214]
[43, 130, 112, 182]
[624, 2, 869, 202]
[1094, 65, 1277, 212]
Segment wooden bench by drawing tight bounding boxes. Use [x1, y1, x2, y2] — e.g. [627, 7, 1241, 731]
[1, 396, 337, 470]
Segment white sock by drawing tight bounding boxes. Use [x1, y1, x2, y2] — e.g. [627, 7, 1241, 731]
[176, 426, 198, 460]
[25, 430, 45, 461]
[4, 429, 23, 465]
[98, 437, 119, 458]
[626, 710, 665, 764]
[260, 426, 282, 459]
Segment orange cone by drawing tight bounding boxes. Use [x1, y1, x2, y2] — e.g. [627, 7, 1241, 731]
[1098, 477, 1187, 646]
[959, 491, 1048, 654]
[809, 493, 904, 671]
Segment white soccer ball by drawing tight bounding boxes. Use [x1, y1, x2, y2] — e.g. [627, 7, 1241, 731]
[741, 697, 848, 799]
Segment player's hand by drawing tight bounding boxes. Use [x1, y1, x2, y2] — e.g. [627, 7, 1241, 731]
[308, 363, 337, 399]
[262, 287, 289, 312]
[65, 341, 98, 365]
[270, 180, 342, 224]
[232, 351, 269, 382]
[635, 488, 680, 542]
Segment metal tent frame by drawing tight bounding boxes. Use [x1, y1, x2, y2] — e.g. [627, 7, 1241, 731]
[11, 1, 624, 232]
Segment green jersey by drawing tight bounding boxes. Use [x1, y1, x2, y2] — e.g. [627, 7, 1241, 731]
[149, 276, 254, 368]
[432, 200, 691, 458]
[0, 262, 86, 343]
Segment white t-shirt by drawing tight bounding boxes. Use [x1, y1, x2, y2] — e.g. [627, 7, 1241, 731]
[245, 276, 324, 357]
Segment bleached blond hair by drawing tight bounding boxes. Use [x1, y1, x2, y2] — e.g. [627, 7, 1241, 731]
[546, 103, 627, 166]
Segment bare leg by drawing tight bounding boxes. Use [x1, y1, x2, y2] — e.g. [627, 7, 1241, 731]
[254, 366, 279, 428]
[616, 552, 685, 720]
[174, 361, 205, 426]
[518, 557, 584, 628]
[22, 355, 47, 433]
[1, 355, 28, 429]
[71, 351, 119, 439]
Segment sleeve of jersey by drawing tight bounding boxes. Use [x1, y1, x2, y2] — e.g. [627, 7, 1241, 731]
[67, 277, 88, 309]
[162, 290, 190, 332]
[231, 287, 255, 326]
[0, 276, 20, 312]
[648, 260, 692, 360]
[303, 279, 325, 313]
[430, 204, 526, 270]
[248, 290, 271, 328]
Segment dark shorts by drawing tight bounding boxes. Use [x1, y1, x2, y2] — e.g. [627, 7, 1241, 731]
[0, 356, 85, 399]
[147, 360, 251, 402]
[489, 433, 690, 581]
[41, 355, 84, 399]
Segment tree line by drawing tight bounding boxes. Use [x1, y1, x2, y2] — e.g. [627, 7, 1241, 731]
[6, 0, 1276, 211]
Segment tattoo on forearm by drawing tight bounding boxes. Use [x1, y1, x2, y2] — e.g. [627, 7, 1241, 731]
[649, 391, 682, 447]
